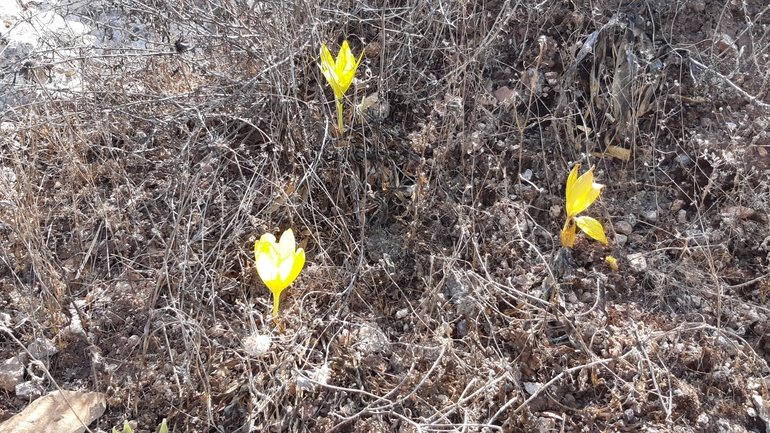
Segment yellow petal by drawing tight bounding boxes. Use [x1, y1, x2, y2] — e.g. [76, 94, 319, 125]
[287, 249, 305, 286]
[565, 165, 587, 216]
[255, 241, 285, 293]
[337, 41, 364, 95]
[566, 164, 580, 196]
[319, 44, 336, 78]
[585, 182, 603, 206]
[605, 256, 619, 270]
[339, 40, 353, 70]
[254, 233, 278, 260]
[254, 229, 306, 318]
[277, 228, 296, 259]
[566, 166, 603, 217]
[258, 232, 277, 246]
[566, 166, 593, 215]
[320, 44, 344, 99]
[319, 40, 361, 100]
[574, 216, 608, 245]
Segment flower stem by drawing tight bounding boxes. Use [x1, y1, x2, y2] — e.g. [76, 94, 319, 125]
[335, 99, 344, 135]
[272, 292, 280, 318]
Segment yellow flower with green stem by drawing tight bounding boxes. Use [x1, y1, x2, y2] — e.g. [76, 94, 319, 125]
[560, 164, 608, 247]
[319, 40, 363, 134]
[254, 229, 305, 318]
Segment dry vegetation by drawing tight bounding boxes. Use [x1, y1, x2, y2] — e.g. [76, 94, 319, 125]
[1, 0, 770, 431]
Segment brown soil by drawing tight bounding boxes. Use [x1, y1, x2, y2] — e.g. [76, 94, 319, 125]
[1, 0, 769, 432]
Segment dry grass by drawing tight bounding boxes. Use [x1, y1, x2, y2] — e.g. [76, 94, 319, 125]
[1, 0, 769, 431]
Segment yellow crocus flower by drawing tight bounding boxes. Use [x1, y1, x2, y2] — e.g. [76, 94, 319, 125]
[560, 164, 608, 247]
[319, 40, 363, 134]
[254, 229, 305, 318]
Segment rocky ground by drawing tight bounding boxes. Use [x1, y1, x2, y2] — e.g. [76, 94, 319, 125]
[0, 0, 769, 432]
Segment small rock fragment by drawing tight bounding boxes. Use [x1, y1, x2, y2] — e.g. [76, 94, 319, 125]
[752, 393, 769, 429]
[27, 338, 58, 360]
[0, 390, 105, 433]
[356, 323, 390, 355]
[628, 253, 647, 272]
[15, 381, 43, 400]
[550, 205, 561, 219]
[715, 33, 737, 54]
[641, 210, 658, 223]
[0, 357, 24, 391]
[524, 382, 542, 395]
[624, 408, 637, 423]
[493, 86, 517, 104]
[535, 416, 556, 433]
[614, 221, 633, 235]
[696, 413, 710, 429]
[677, 209, 687, 223]
[671, 199, 685, 213]
[615, 234, 628, 246]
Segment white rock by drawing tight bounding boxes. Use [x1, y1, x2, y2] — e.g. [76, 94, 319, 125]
[628, 253, 647, 272]
[0, 357, 24, 391]
[697, 412, 709, 427]
[753, 393, 769, 430]
[524, 382, 542, 395]
[0, 390, 105, 433]
[677, 209, 687, 223]
[15, 380, 43, 399]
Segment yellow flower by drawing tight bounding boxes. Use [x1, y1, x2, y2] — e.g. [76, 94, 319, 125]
[319, 40, 363, 134]
[254, 229, 305, 317]
[320, 40, 362, 99]
[560, 164, 607, 247]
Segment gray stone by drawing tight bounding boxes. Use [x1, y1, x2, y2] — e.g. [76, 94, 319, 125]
[15, 380, 43, 399]
[0, 357, 24, 391]
[641, 210, 658, 223]
[615, 221, 633, 235]
[677, 209, 687, 223]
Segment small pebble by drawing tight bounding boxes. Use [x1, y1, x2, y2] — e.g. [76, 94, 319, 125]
[628, 253, 647, 272]
[641, 210, 658, 223]
[615, 221, 633, 235]
[615, 234, 628, 246]
[697, 413, 709, 428]
[677, 209, 687, 223]
[671, 199, 685, 213]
